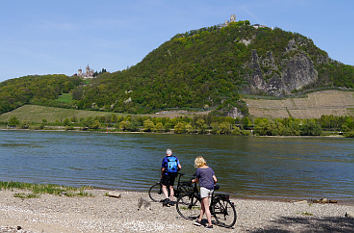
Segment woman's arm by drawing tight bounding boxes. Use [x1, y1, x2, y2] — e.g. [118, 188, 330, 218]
[191, 178, 199, 183]
[213, 175, 217, 184]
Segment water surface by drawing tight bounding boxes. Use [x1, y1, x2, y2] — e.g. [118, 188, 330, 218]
[0, 130, 353, 201]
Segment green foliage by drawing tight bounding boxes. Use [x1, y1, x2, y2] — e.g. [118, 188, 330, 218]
[253, 118, 320, 136]
[154, 122, 165, 132]
[56, 93, 73, 104]
[300, 119, 322, 136]
[0, 75, 82, 114]
[344, 131, 354, 138]
[14, 193, 40, 199]
[8, 116, 20, 127]
[174, 122, 186, 134]
[143, 119, 155, 132]
[0, 181, 92, 198]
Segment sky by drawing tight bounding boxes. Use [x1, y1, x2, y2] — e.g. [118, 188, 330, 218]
[0, 0, 353, 82]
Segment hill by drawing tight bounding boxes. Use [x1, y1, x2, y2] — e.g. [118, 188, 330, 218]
[72, 20, 353, 115]
[0, 74, 82, 114]
[0, 20, 353, 116]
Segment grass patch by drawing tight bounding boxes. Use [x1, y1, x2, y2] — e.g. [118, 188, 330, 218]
[0, 181, 93, 198]
[0, 105, 129, 123]
[56, 93, 73, 104]
[14, 193, 40, 199]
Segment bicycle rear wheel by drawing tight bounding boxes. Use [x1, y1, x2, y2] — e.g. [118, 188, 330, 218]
[212, 198, 237, 228]
[176, 193, 201, 220]
[148, 183, 164, 202]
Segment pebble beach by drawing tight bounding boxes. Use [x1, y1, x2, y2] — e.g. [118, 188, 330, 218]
[0, 189, 353, 233]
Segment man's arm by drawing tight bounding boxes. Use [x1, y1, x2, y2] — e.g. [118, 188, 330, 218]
[178, 163, 182, 171]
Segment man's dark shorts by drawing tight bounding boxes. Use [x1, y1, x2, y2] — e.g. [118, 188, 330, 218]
[161, 173, 177, 186]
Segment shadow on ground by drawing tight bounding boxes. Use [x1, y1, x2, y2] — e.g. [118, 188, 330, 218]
[251, 216, 354, 233]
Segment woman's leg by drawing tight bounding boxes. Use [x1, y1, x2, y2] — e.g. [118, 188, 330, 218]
[198, 198, 205, 222]
[202, 197, 212, 226]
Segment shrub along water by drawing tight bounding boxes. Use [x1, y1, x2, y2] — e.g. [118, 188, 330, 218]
[3, 114, 353, 137]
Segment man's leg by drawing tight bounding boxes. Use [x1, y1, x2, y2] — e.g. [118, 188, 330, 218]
[162, 184, 169, 199]
[169, 185, 174, 200]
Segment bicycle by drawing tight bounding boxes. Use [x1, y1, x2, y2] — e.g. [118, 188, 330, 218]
[148, 173, 193, 202]
[176, 182, 237, 228]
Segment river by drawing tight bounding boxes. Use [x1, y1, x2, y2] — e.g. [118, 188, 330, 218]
[0, 130, 353, 201]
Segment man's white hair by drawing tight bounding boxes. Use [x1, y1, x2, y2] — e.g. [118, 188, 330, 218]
[166, 149, 173, 155]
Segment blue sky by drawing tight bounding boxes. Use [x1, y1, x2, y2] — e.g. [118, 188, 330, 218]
[0, 0, 353, 82]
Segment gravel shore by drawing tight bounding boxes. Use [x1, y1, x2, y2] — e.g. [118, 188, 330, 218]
[0, 189, 353, 233]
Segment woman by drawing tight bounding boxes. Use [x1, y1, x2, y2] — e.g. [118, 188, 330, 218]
[192, 156, 217, 228]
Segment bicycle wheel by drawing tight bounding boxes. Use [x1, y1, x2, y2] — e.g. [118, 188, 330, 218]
[212, 198, 237, 228]
[148, 183, 164, 202]
[176, 193, 201, 220]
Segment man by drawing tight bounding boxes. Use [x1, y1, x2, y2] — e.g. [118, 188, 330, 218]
[161, 148, 181, 206]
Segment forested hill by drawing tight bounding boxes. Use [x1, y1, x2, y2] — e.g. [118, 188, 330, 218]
[74, 20, 353, 114]
[0, 75, 82, 114]
[1, 20, 353, 115]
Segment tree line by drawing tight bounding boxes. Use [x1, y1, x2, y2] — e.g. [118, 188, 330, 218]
[4, 114, 353, 138]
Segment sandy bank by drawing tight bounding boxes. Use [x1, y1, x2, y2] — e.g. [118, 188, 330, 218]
[0, 189, 353, 233]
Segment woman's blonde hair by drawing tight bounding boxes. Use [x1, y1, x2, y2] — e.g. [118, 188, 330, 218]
[194, 156, 207, 168]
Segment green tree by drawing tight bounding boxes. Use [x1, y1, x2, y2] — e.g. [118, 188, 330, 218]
[119, 120, 131, 131]
[154, 122, 165, 132]
[301, 119, 322, 136]
[174, 122, 186, 134]
[219, 121, 231, 134]
[143, 119, 155, 132]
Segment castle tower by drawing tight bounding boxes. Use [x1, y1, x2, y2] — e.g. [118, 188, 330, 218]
[230, 14, 236, 23]
[86, 65, 91, 75]
[78, 68, 83, 77]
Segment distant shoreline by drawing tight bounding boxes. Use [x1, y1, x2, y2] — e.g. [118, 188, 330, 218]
[0, 127, 349, 138]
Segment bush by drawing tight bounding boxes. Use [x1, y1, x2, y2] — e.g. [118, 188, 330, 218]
[344, 131, 354, 138]
[231, 127, 241, 135]
[8, 116, 20, 127]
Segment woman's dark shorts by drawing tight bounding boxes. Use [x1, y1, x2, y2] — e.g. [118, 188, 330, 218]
[161, 173, 177, 186]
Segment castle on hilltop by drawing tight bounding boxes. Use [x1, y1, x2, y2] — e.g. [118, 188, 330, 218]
[218, 14, 267, 29]
[218, 14, 237, 28]
[75, 65, 94, 79]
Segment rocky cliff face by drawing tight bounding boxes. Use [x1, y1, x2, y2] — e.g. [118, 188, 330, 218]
[247, 39, 319, 96]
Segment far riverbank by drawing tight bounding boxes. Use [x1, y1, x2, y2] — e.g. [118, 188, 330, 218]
[0, 127, 351, 139]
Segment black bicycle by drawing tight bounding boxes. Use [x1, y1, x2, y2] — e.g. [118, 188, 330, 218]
[148, 173, 193, 202]
[176, 182, 237, 228]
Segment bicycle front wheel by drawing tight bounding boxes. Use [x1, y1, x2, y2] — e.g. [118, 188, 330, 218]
[176, 193, 201, 220]
[148, 183, 164, 202]
[212, 198, 237, 228]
